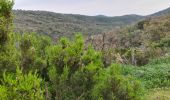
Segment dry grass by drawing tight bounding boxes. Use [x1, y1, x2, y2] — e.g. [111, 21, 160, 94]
[146, 88, 170, 100]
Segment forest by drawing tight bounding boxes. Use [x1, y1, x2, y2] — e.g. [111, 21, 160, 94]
[0, 0, 170, 100]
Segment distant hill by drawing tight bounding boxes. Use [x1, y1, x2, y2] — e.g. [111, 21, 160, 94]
[150, 7, 170, 17]
[13, 7, 170, 38]
[13, 10, 144, 38]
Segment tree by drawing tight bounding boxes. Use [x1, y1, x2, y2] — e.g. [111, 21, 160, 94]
[0, 0, 18, 74]
[0, 0, 14, 46]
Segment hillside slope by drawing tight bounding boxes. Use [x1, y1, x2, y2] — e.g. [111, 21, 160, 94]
[13, 10, 144, 38]
[88, 13, 170, 66]
[13, 7, 170, 38]
[150, 7, 170, 17]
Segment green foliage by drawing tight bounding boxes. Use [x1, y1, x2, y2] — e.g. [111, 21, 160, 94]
[47, 34, 103, 99]
[48, 35, 83, 74]
[0, 0, 14, 45]
[0, 67, 45, 99]
[0, 47, 18, 73]
[0, 0, 14, 17]
[122, 56, 170, 89]
[47, 35, 144, 99]
[92, 64, 143, 100]
[0, 0, 18, 74]
[136, 19, 150, 30]
[19, 33, 51, 72]
[0, 85, 7, 99]
[1, 0, 169, 99]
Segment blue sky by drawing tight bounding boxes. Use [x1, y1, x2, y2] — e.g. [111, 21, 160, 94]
[14, 0, 170, 16]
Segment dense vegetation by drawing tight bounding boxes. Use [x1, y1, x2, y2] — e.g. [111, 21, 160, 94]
[89, 14, 170, 66]
[13, 10, 144, 38]
[0, 0, 170, 100]
[13, 7, 170, 39]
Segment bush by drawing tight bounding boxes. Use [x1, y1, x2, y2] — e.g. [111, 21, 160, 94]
[92, 64, 143, 100]
[0, 0, 14, 45]
[18, 33, 51, 73]
[47, 34, 103, 99]
[0, 0, 18, 74]
[0, 67, 45, 99]
[122, 56, 170, 89]
[47, 35, 144, 99]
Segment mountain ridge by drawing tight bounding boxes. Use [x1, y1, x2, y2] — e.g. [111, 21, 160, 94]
[150, 7, 170, 17]
[13, 7, 170, 38]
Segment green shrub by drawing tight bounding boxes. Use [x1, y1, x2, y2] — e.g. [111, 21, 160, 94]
[0, 67, 45, 99]
[92, 64, 143, 100]
[122, 56, 170, 89]
[0, 33, 20, 74]
[19, 33, 51, 73]
[47, 35, 144, 99]
[0, 0, 14, 45]
[0, 0, 18, 74]
[47, 34, 103, 99]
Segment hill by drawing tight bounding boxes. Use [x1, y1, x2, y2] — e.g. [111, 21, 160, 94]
[13, 10, 144, 38]
[88, 12, 170, 66]
[13, 7, 170, 38]
[150, 7, 170, 17]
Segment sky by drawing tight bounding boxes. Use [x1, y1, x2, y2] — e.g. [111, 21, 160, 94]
[14, 0, 170, 16]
